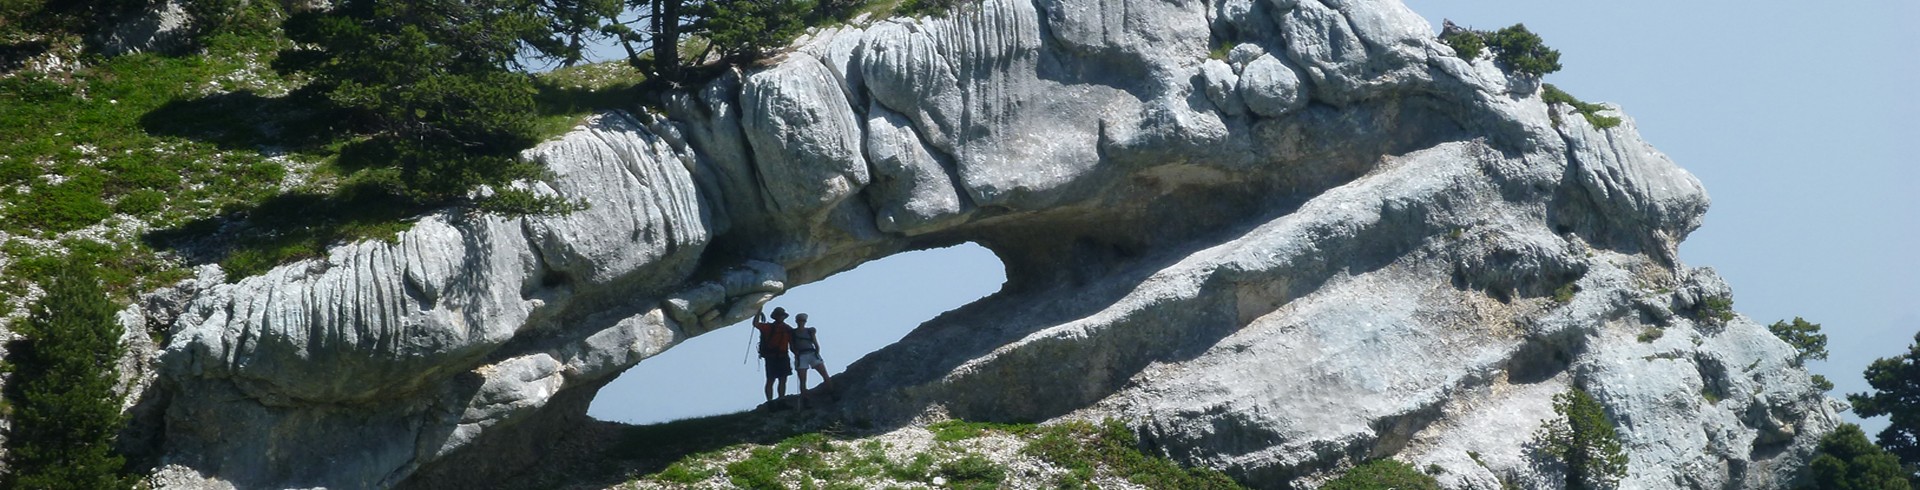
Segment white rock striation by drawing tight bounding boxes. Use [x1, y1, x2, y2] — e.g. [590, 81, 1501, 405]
[137, 0, 1837, 488]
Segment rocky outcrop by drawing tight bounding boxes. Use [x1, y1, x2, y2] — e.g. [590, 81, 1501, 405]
[139, 0, 1838, 488]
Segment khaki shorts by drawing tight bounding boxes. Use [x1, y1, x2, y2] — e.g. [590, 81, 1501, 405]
[793, 351, 824, 370]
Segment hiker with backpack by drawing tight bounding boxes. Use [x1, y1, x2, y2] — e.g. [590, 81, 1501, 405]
[791, 313, 831, 406]
[752, 307, 795, 404]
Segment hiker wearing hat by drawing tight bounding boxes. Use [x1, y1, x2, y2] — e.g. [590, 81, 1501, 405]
[752, 308, 795, 403]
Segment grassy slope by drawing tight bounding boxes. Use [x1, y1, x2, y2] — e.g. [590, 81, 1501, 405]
[0, 5, 645, 330]
[502, 412, 1245, 490]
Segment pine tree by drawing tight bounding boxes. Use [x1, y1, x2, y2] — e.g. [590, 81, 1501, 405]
[1535, 388, 1628, 490]
[5, 261, 130, 490]
[1804, 424, 1911, 490]
[1850, 332, 1920, 474]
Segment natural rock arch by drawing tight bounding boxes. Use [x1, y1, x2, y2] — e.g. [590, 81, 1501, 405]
[583, 242, 1007, 425]
[137, 0, 1835, 488]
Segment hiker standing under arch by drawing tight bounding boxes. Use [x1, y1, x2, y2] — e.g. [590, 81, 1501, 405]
[753, 308, 795, 404]
[791, 313, 831, 407]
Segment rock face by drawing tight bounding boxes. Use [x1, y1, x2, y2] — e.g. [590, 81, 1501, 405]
[139, 0, 1839, 488]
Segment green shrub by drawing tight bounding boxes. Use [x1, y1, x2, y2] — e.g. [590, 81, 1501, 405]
[937, 453, 1007, 489]
[884, 451, 935, 482]
[1802, 424, 1911, 490]
[898, 0, 964, 18]
[1485, 24, 1561, 77]
[655, 460, 716, 484]
[1701, 386, 1722, 404]
[704, 0, 815, 62]
[1552, 283, 1577, 303]
[1322, 459, 1441, 490]
[1638, 327, 1663, 343]
[1440, 30, 1485, 60]
[1533, 388, 1628, 490]
[1695, 294, 1735, 324]
[1440, 23, 1560, 76]
[929, 419, 1033, 442]
[475, 188, 587, 217]
[3, 260, 132, 490]
[1209, 40, 1238, 61]
[1541, 84, 1622, 130]
[1023, 420, 1245, 490]
[1768, 317, 1829, 366]
[113, 189, 167, 216]
[726, 447, 786, 490]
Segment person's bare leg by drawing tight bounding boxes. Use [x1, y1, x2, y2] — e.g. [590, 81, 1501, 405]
[764, 378, 775, 402]
[796, 369, 810, 408]
[812, 365, 830, 388]
[776, 377, 788, 398]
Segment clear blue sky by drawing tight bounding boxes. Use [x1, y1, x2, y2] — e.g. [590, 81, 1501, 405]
[589, 2, 1920, 429]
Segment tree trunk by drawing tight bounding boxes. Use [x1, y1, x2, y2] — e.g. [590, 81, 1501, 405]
[654, 0, 680, 80]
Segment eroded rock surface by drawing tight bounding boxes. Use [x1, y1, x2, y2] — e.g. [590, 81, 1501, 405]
[141, 0, 1838, 488]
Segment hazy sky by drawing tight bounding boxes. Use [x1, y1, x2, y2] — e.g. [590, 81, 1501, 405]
[589, 2, 1920, 431]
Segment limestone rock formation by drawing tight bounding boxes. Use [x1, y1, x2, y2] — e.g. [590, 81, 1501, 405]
[135, 0, 1839, 488]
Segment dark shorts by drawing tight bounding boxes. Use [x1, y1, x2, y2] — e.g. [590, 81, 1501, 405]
[764, 351, 792, 379]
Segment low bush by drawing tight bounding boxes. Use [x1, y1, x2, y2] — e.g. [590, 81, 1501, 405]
[1695, 294, 1735, 324]
[1024, 420, 1244, 489]
[937, 453, 1007, 489]
[1440, 30, 1484, 60]
[1439, 23, 1559, 77]
[1541, 84, 1622, 130]
[1322, 459, 1441, 490]
[1485, 24, 1561, 77]
[1638, 327, 1664, 343]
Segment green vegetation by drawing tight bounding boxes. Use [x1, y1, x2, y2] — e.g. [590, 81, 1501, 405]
[1695, 294, 1736, 324]
[1542, 84, 1623, 130]
[1485, 24, 1560, 77]
[1322, 459, 1441, 490]
[1533, 388, 1628, 490]
[0, 0, 875, 293]
[1769, 317, 1830, 366]
[1849, 332, 1920, 472]
[1439, 23, 1561, 77]
[274, 0, 582, 206]
[1552, 283, 1578, 303]
[1209, 40, 1238, 61]
[1023, 420, 1244, 489]
[704, 0, 815, 62]
[936, 453, 1007, 489]
[1803, 424, 1912, 490]
[2, 261, 132, 490]
[929, 419, 1032, 442]
[626, 418, 1244, 489]
[0, 0, 145, 44]
[897, 0, 967, 18]
[1638, 327, 1664, 343]
[1440, 29, 1484, 60]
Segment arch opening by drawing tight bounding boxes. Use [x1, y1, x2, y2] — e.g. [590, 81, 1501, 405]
[587, 242, 1007, 424]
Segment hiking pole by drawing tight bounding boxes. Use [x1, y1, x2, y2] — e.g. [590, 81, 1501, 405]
[744, 322, 754, 365]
